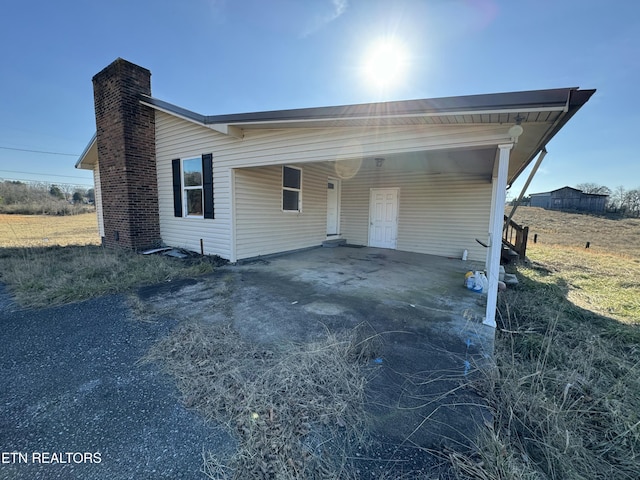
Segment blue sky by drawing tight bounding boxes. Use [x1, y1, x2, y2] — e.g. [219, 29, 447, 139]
[1, 0, 638, 196]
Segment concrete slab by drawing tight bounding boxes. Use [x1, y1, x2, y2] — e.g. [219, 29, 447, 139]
[229, 247, 495, 446]
[139, 246, 495, 475]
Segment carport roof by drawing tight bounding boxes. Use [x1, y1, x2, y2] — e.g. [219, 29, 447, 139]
[78, 87, 595, 184]
[140, 88, 592, 126]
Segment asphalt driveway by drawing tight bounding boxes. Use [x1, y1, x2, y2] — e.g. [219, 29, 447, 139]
[1, 246, 494, 479]
[0, 286, 233, 480]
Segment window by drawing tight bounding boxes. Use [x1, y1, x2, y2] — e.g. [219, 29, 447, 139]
[282, 166, 301, 211]
[183, 158, 203, 216]
[172, 154, 214, 219]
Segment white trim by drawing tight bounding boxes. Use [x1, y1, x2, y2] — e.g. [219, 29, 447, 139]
[141, 98, 565, 130]
[230, 168, 237, 263]
[182, 157, 205, 218]
[368, 187, 399, 249]
[219, 106, 567, 127]
[75, 134, 97, 169]
[139, 100, 244, 138]
[484, 144, 512, 328]
[326, 177, 341, 236]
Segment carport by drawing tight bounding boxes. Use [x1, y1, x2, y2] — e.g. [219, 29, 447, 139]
[223, 246, 495, 451]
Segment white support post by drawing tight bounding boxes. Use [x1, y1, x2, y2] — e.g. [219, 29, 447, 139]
[484, 143, 512, 328]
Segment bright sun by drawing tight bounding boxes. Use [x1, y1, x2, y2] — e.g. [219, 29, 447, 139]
[362, 38, 410, 91]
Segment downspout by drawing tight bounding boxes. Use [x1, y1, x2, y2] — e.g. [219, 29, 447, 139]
[504, 147, 547, 228]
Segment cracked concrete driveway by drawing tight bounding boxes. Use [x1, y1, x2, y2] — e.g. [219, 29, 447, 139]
[1, 246, 494, 479]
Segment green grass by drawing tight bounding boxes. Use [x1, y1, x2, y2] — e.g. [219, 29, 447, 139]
[0, 245, 218, 307]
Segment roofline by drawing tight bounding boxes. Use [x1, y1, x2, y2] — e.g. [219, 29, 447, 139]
[75, 133, 96, 169]
[140, 87, 590, 126]
[508, 88, 596, 183]
[530, 185, 609, 197]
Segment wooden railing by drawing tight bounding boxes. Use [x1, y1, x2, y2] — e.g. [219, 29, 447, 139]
[503, 215, 529, 260]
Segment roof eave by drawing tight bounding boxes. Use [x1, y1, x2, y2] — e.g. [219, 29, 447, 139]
[140, 87, 587, 129]
[75, 133, 97, 170]
[508, 88, 596, 184]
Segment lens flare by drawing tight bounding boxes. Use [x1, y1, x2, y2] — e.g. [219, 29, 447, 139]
[361, 37, 410, 90]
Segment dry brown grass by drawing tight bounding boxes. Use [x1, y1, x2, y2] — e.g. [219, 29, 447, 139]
[451, 207, 640, 479]
[0, 212, 100, 247]
[0, 246, 219, 307]
[509, 207, 640, 324]
[0, 213, 223, 307]
[144, 322, 381, 480]
[511, 206, 640, 257]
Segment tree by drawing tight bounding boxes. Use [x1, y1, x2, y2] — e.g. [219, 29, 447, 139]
[86, 188, 95, 203]
[49, 185, 65, 199]
[625, 189, 640, 217]
[611, 185, 627, 210]
[575, 182, 611, 196]
[72, 191, 84, 204]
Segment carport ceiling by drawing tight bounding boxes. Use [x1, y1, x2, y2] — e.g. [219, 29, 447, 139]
[371, 147, 496, 177]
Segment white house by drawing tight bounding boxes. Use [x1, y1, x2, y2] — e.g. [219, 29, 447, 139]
[76, 58, 594, 327]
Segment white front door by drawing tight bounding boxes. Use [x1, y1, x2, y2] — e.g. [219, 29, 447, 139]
[369, 188, 398, 249]
[327, 178, 340, 235]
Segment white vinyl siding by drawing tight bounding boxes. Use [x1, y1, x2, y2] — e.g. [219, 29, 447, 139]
[235, 163, 331, 259]
[341, 163, 492, 262]
[154, 111, 499, 261]
[215, 124, 507, 168]
[93, 161, 104, 239]
[155, 113, 235, 258]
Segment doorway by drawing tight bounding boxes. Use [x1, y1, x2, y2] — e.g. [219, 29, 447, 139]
[368, 188, 398, 248]
[326, 178, 340, 236]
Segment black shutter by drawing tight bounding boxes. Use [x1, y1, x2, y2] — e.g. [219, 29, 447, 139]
[171, 159, 182, 217]
[202, 153, 214, 219]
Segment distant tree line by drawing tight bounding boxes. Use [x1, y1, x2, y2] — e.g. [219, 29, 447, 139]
[0, 180, 95, 215]
[575, 183, 640, 217]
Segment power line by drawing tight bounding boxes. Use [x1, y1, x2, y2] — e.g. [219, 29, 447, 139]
[0, 169, 91, 180]
[0, 176, 93, 188]
[0, 146, 79, 156]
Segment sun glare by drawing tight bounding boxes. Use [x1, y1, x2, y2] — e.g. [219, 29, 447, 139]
[362, 37, 410, 91]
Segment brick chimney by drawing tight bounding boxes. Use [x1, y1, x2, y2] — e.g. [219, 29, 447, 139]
[93, 58, 160, 250]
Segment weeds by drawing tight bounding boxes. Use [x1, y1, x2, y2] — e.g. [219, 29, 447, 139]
[452, 267, 640, 479]
[144, 322, 380, 479]
[0, 245, 219, 307]
[452, 206, 640, 479]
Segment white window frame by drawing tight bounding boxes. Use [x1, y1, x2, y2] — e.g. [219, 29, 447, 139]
[282, 165, 302, 212]
[182, 157, 204, 218]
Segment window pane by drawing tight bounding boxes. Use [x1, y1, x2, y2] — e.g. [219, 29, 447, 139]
[186, 189, 203, 216]
[283, 190, 299, 211]
[283, 166, 300, 189]
[183, 158, 202, 186]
